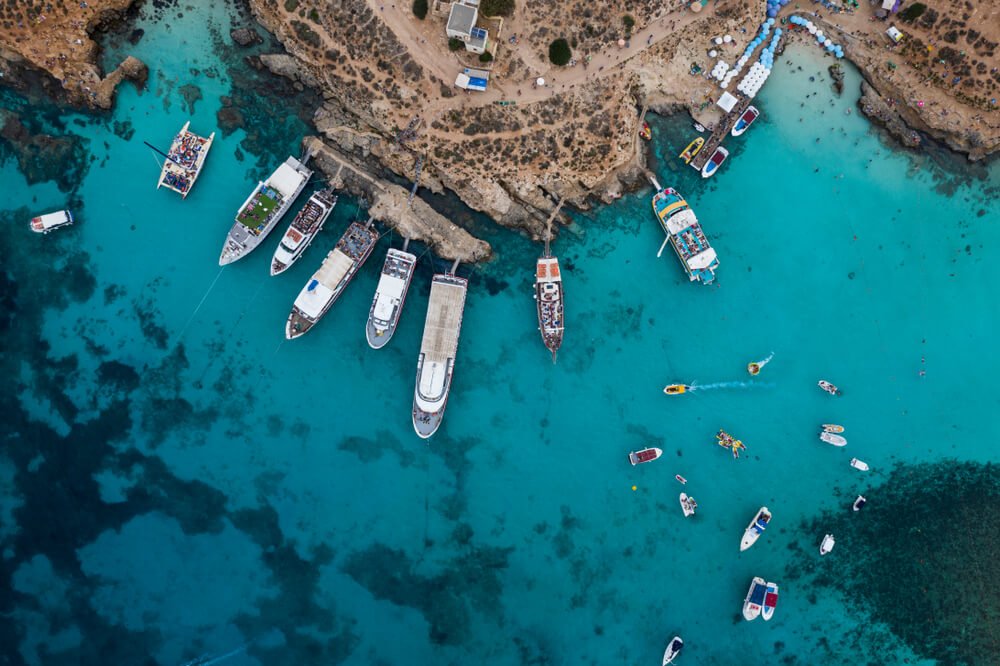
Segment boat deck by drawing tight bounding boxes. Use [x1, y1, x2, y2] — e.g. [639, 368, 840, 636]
[690, 96, 754, 171]
[420, 277, 467, 360]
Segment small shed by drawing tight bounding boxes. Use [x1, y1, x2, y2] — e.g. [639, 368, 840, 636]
[717, 91, 739, 113]
[455, 67, 489, 91]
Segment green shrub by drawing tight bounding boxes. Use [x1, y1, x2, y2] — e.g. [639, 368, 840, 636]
[549, 38, 571, 66]
[283, 0, 299, 11]
[412, 0, 428, 19]
[623, 14, 635, 32]
[900, 2, 927, 21]
[448, 37, 464, 51]
[308, 8, 319, 23]
[479, 51, 493, 63]
[480, 0, 515, 16]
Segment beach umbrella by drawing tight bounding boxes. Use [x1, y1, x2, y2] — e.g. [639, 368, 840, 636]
[536, 77, 545, 86]
[816, 30, 824, 38]
[767, 18, 775, 25]
[690, 1, 703, 11]
[714, 36, 724, 45]
[618, 39, 626, 47]
[724, 34, 733, 43]
[709, 49, 719, 57]
[824, 39, 833, 47]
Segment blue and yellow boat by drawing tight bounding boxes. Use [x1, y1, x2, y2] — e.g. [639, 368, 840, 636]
[651, 186, 719, 284]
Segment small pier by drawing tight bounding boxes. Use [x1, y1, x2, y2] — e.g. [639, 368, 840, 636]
[689, 96, 753, 171]
[542, 197, 565, 254]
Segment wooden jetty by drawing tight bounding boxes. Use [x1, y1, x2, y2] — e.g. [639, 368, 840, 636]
[689, 96, 753, 171]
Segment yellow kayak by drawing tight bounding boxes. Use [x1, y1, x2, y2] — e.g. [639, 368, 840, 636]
[663, 384, 690, 395]
[679, 137, 704, 164]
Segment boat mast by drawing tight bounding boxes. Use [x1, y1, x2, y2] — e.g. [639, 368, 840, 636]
[143, 141, 184, 168]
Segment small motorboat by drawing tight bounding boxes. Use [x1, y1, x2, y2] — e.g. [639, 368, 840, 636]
[731, 105, 760, 137]
[740, 506, 771, 551]
[678, 137, 704, 164]
[747, 352, 773, 376]
[761, 582, 778, 621]
[818, 380, 842, 396]
[694, 122, 707, 133]
[30, 209, 74, 234]
[640, 121, 652, 140]
[850, 457, 870, 472]
[662, 636, 684, 665]
[700, 146, 728, 178]
[675, 474, 688, 485]
[743, 577, 767, 621]
[819, 432, 847, 447]
[820, 533, 836, 555]
[663, 384, 691, 395]
[822, 424, 845, 434]
[853, 495, 867, 511]
[679, 493, 697, 517]
[628, 447, 663, 466]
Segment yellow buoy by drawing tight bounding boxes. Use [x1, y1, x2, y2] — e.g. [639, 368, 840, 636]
[632, 485, 637, 491]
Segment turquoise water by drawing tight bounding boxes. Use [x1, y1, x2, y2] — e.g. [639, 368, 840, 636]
[2, 4, 999, 664]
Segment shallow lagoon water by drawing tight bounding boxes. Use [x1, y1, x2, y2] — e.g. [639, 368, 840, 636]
[1, 5, 999, 664]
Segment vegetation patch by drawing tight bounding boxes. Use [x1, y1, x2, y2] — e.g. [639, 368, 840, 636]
[480, 0, 515, 17]
[549, 38, 571, 66]
[412, 0, 428, 20]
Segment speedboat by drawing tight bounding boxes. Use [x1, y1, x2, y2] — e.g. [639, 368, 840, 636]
[822, 424, 845, 433]
[743, 577, 767, 621]
[662, 636, 684, 665]
[640, 121, 652, 140]
[700, 146, 728, 178]
[850, 457, 870, 471]
[731, 105, 760, 137]
[675, 474, 688, 485]
[818, 380, 842, 396]
[679, 136, 704, 164]
[628, 447, 662, 466]
[819, 432, 847, 447]
[694, 122, 707, 133]
[761, 582, 778, 621]
[663, 384, 690, 395]
[679, 493, 697, 517]
[747, 353, 773, 376]
[853, 495, 867, 511]
[740, 506, 771, 551]
[820, 533, 836, 555]
[29, 209, 73, 234]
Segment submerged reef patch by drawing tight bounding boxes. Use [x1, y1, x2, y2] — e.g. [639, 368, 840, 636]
[789, 461, 1000, 665]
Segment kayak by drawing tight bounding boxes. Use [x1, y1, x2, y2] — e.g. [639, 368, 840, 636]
[819, 432, 847, 447]
[663, 384, 690, 395]
[850, 457, 870, 471]
[818, 380, 842, 396]
[822, 424, 845, 433]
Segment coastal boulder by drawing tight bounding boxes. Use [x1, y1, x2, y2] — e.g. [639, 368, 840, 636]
[258, 54, 319, 89]
[231, 27, 262, 48]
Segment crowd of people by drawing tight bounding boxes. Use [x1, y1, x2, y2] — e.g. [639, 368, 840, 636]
[168, 132, 208, 170]
[716, 430, 747, 459]
[674, 224, 710, 260]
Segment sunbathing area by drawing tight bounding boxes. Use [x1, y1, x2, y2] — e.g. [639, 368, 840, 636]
[237, 186, 282, 234]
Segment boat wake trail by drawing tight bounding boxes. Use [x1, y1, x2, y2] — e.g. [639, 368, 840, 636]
[689, 380, 774, 391]
[180, 643, 247, 666]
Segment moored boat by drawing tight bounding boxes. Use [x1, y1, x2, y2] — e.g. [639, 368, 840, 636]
[156, 121, 214, 198]
[535, 255, 564, 361]
[743, 577, 767, 621]
[700, 146, 729, 178]
[220, 156, 312, 265]
[628, 447, 662, 466]
[412, 272, 469, 438]
[819, 431, 847, 447]
[679, 136, 704, 164]
[731, 106, 760, 137]
[761, 582, 778, 621]
[850, 457, 870, 471]
[651, 186, 719, 284]
[270, 187, 337, 275]
[285, 221, 379, 339]
[679, 493, 697, 517]
[820, 533, 836, 555]
[853, 495, 867, 511]
[29, 209, 73, 234]
[366, 247, 417, 349]
[662, 636, 684, 665]
[822, 424, 845, 433]
[663, 383, 691, 395]
[818, 380, 842, 396]
[640, 121, 652, 140]
[740, 506, 771, 551]
[675, 474, 688, 485]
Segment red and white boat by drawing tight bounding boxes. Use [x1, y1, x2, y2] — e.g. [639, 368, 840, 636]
[628, 447, 663, 466]
[731, 105, 760, 137]
[700, 146, 729, 178]
[762, 582, 778, 621]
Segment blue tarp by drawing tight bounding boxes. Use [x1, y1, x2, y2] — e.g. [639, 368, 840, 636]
[468, 77, 488, 91]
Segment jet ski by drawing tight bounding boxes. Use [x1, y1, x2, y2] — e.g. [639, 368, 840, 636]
[822, 424, 845, 433]
[850, 458, 870, 471]
[663, 384, 691, 395]
[820, 533, 835, 555]
[818, 380, 842, 396]
[853, 495, 867, 511]
[819, 432, 847, 447]
[662, 636, 684, 665]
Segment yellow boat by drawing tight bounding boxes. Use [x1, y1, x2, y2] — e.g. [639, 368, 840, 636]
[640, 121, 652, 140]
[822, 424, 845, 434]
[679, 137, 704, 164]
[663, 384, 690, 395]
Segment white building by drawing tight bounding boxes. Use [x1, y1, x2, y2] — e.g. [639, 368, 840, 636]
[446, 2, 489, 54]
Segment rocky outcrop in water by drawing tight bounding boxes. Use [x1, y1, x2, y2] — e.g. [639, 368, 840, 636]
[0, 115, 89, 192]
[230, 27, 262, 48]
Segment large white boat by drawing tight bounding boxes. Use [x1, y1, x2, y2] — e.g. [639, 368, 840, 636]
[285, 221, 379, 339]
[270, 187, 337, 275]
[220, 156, 312, 265]
[156, 121, 214, 198]
[662, 636, 684, 665]
[742, 577, 767, 621]
[366, 246, 417, 349]
[731, 106, 759, 137]
[651, 186, 719, 284]
[413, 273, 468, 439]
[535, 255, 564, 361]
[29, 210, 73, 234]
[740, 506, 771, 551]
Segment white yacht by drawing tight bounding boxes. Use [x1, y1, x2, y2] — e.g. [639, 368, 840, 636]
[220, 156, 312, 265]
[740, 506, 771, 551]
[270, 188, 337, 275]
[29, 210, 73, 234]
[156, 120, 214, 198]
[366, 246, 417, 349]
